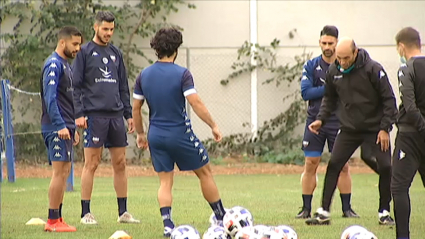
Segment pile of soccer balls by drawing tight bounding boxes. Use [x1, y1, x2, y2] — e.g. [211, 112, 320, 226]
[169, 205, 298, 239]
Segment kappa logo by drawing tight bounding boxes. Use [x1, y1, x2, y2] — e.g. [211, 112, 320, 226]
[49, 63, 57, 68]
[53, 145, 61, 150]
[49, 71, 55, 77]
[92, 137, 100, 143]
[48, 80, 55, 85]
[379, 70, 386, 79]
[399, 150, 405, 160]
[302, 141, 309, 147]
[54, 152, 61, 158]
[110, 55, 116, 62]
[53, 137, 60, 142]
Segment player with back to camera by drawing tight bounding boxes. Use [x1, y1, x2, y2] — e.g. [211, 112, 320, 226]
[391, 27, 425, 239]
[305, 37, 398, 226]
[40, 26, 82, 232]
[298, 25, 379, 219]
[132, 27, 227, 237]
[71, 10, 140, 224]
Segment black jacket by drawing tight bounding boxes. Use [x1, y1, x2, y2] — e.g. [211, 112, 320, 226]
[396, 56, 425, 137]
[317, 48, 398, 133]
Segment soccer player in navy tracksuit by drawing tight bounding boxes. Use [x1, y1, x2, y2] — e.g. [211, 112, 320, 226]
[298, 26, 379, 219]
[71, 11, 139, 224]
[306, 37, 397, 226]
[132, 27, 226, 237]
[40, 26, 82, 232]
[392, 27, 425, 239]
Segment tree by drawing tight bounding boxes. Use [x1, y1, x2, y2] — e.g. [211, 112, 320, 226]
[0, 0, 195, 162]
[203, 36, 312, 165]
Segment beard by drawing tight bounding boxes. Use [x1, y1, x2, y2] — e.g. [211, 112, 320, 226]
[323, 49, 334, 57]
[64, 47, 75, 59]
[96, 31, 110, 45]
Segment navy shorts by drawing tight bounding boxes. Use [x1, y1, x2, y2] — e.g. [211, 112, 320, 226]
[84, 116, 128, 148]
[42, 129, 75, 164]
[147, 126, 209, 173]
[302, 118, 340, 157]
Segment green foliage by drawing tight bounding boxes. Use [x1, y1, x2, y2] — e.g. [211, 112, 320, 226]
[204, 38, 312, 162]
[1, 0, 194, 161]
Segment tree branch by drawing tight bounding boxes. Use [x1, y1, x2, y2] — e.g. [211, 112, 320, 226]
[124, 8, 151, 67]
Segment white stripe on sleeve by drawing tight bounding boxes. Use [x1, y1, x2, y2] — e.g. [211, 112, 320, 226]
[133, 93, 145, 100]
[183, 88, 197, 97]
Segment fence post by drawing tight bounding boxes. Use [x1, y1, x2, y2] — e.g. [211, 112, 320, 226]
[1, 80, 16, 183]
[250, 0, 258, 140]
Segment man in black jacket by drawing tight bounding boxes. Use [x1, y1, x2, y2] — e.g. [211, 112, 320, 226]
[391, 27, 425, 239]
[305, 37, 398, 226]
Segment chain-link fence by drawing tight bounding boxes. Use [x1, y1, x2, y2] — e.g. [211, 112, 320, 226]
[0, 44, 406, 161]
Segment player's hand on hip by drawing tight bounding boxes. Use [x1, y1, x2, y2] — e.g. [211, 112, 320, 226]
[58, 128, 71, 140]
[308, 120, 322, 135]
[136, 133, 148, 149]
[127, 118, 135, 134]
[75, 117, 87, 129]
[376, 130, 390, 152]
[212, 126, 222, 142]
[73, 131, 80, 146]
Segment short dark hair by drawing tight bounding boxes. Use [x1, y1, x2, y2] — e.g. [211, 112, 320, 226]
[395, 27, 421, 48]
[58, 26, 82, 40]
[320, 25, 339, 38]
[150, 27, 183, 59]
[95, 10, 115, 24]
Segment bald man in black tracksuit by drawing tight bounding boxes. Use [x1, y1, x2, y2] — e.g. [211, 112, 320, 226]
[305, 37, 398, 226]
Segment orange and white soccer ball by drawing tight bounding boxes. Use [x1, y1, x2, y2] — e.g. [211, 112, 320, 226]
[223, 206, 254, 237]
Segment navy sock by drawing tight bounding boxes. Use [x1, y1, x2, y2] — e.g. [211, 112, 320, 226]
[81, 200, 91, 218]
[117, 197, 127, 216]
[59, 203, 63, 218]
[160, 207, 174, 228]
[340, 193, 351, 212]
[48, 209, 60, 220]
[302, 194, 313, 211]
[209, 199, 225, 221]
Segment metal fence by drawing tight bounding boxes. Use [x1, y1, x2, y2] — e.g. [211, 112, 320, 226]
[1, 45, 406, 159]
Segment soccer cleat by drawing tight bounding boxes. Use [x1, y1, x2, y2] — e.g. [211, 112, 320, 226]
[295, 208, 311, 219]
[342, 208, 360, 218]
[379, 215, 395, 225]
[163, 226, 174, 237]
[305, 212, 331, 225]
[378, 210, 395, 225]
[80, 213, 98, 225]
[44, 220, 77, 232]
[117, 212, 140, 223]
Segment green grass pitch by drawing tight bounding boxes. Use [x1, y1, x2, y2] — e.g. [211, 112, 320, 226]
[1, 173, 425, 238]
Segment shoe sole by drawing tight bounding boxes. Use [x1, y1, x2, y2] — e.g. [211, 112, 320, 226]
[305, 220, 331, 225]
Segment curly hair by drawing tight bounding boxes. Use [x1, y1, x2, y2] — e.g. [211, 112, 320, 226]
[150, 27, 183, 59]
